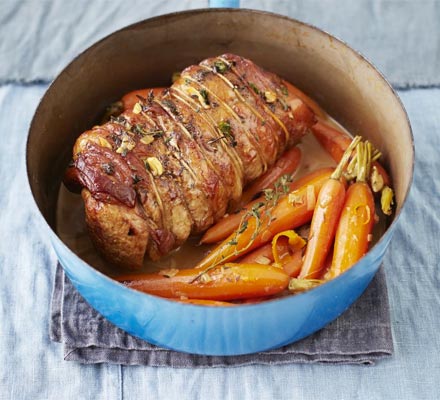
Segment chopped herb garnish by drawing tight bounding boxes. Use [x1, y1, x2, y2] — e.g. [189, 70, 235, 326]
[217, 120, 237, 147]
[254, 202, 266, 209]
[132, 124, 147, 136]
[214, 60, 229, 74]
[249, 82, 260, 95]
[196, 69, 210, 81]
[110, 115, 127, 125]
[199, 89, 210, 105]
[101, 162, 114, 175]
[273, 174, 293, 197]
[152, 130, 164, 138]
[218, 120, 231, 135]
[281, 85, 289, 96]
[162, 99, 179, 116]
[238, 220, 248, 234]
[252, 207, 261, 220]
[132, 174, 142, 184]
[111, 134, 122, 147]
[147, 90, 154, 104]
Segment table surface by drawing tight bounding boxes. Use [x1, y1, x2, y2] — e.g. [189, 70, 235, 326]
[1, 1, 440, 399]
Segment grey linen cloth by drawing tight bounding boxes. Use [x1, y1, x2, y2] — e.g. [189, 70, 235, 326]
[50, 263, 393, 366]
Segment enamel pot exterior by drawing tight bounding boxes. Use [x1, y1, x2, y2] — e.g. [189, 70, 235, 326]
[27, 9, 414, 355]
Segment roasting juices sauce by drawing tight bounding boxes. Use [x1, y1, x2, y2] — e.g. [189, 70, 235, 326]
[56, 116, 385, 277]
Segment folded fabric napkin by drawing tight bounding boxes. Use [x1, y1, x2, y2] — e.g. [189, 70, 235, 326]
[50, 263, 393, 366]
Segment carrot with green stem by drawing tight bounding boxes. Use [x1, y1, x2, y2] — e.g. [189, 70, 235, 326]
[116, 263, 289, 301]
[298, 136, 361, 279]
[311, 120, 391, 188]
[326, 141, 376, 279]
[200, 167, 334, 244]
[237, 146, 302, 208]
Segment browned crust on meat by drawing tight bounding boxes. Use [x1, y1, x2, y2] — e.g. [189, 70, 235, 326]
[82, 189, 149, 269]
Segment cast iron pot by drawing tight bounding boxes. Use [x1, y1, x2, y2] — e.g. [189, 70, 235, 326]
[26, 9, 414, 355]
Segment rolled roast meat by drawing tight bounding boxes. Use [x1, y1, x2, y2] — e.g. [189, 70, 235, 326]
[64, 54, 315, 269]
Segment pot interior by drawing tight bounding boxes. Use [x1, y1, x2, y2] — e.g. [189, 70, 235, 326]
[27, 9, 413, 234]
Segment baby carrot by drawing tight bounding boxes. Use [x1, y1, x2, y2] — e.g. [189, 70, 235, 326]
[200, 167, 334, 244]
[237, 146, 302, 208]
[327, 141, 376, 279]
[298, 136, 361, 279]
[121, 87, 166, 111]
[116, 263, 289, 300]
[311, 120, 391, 187]
[311, 120, 351, 162]
[297, 180, 345, 279]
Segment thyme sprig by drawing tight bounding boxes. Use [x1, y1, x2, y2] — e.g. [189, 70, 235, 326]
[213, 60, 230, 74]
[191, 174, 294, 283]
[208, 120, 238, 147]
[229, 174, 292, 255]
